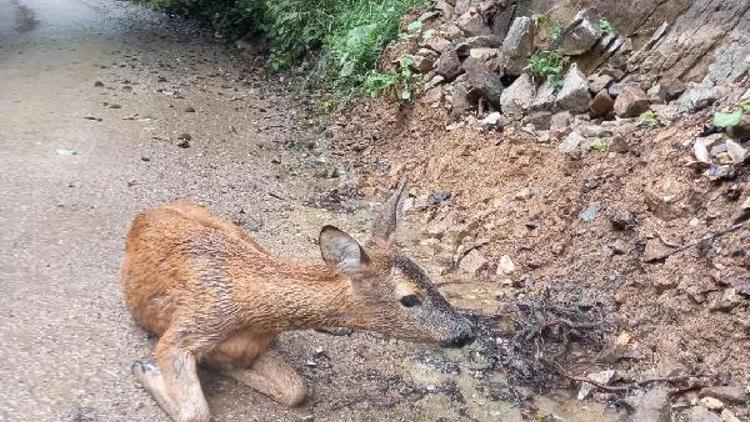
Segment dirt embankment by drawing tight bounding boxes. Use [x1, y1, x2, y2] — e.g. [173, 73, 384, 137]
[312, 1, 750, 420]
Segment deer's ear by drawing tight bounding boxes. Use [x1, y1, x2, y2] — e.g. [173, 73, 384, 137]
[319, 226, 368, 273]
[369, 179, 408, 244]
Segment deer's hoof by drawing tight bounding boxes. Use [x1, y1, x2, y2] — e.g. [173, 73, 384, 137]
[131, 360, 157, 377]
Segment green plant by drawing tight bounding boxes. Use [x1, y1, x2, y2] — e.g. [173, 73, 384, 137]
[640, 109, 659, 126]
[363, 55, 419, 101]
[589, 138, 607, 151]
[528, 50, 569, 90]
[533, 12, 562, 41]
[139, 0, 427, 93]
[713, 109, 743, 128]
[599, 18, 613, 34]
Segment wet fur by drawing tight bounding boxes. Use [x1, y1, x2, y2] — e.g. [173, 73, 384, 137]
[121, 185, 474, 422]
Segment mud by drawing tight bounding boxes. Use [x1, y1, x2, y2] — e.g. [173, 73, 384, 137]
[0, 1, 625, 421]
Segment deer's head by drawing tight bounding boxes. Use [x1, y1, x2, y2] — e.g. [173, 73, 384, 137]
[319, 181, 475, 348]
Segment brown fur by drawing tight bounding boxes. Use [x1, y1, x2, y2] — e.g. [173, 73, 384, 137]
[121, 185, 474, 422]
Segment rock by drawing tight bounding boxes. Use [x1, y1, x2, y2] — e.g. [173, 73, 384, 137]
[436, 49, 463, 81]
[608, 81, 627, 98]
[500, 73, 535, 116]
[579, 201, 600, 221]
[555, 64, 591, 114]
[418, 10, 440, 22]
[610, 211, 635, 230]
[725, 139, 747, 163]
[699, 396, 725, 411]
[514, 186, 540, 200]
[530, 80, 556, 112]
[427, 190, 452, 205]
[708, 164, 735, 182]
[654, 79, 686, 102]
[577, 370, 615, 400]
[589, 73, 614, 93]
[597, 332, 632, 363]
[422, 86, 444, 105]
[457, 8, 492, 37]
[184, 106, 196, 113]
[559, 131, 585, 155]
[481, 111, 506, 130]
[557, 8, 603, 56]
[463, 57, 504, 107]
[700, 385, 750, 404]
[694, 138, 713, 164]
[550, 111, 572, 137]
[720, 409, 742, 422]
[426, 36, 452, 53]
[93, 81, 104, 87]
[678, 85, 718, 111]
[590, 89, 614, 117]
[727, 113, 750, 140]
[710, 288, 741, 311]
[681, 406, 722, 422]
[450, 82, 474, 117]
[643, 238, 676, 262]
[176, 139, 190, 148]
[411, 54, 435, 73]
[468, 47, 498, 61]
[613, 86, 650, 118]
[460, 249, 488, 275]
[610, 239, 627, 255]
[526, 111, 552, 130]
[497, 255, 515, 275]
[460, 35, 502, 49]
[501, 16, 533, 76]
[633, 387, 670, 422]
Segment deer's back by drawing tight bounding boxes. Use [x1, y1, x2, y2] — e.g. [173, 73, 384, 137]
[120, 200, 271, 336]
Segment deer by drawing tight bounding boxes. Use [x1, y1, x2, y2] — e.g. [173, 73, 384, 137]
[120, 181, 476, 422]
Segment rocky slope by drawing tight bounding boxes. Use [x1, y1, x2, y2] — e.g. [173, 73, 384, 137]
[310, 0, 750, 420]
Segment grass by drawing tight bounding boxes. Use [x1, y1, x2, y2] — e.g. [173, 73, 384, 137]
[363, 55, 420, 100]
[599, 18, 613, 34]
[528, 50, 569, 90]
[140, 0, 427, 97]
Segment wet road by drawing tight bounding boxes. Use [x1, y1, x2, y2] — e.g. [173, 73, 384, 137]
[0, 1, 624, 421]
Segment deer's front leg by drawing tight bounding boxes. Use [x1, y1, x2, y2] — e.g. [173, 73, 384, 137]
[220, 350, 307, 407]
[133, 335, 210, 422]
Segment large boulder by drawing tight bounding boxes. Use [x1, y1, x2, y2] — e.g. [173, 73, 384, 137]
[557, 8, 604, 56]
[501, 16, 534, 76]
[590, 89, 615, 117]
[435, 49, 463, 81]
[457, 8, 493, 37]
[555, 63, 591, 114]
[530, 80, 557, 111]
[500, 73, 535, 116]
[613, 85, 650, 117]
[677, 84, 718, 111]
[463, 56, 504, 107]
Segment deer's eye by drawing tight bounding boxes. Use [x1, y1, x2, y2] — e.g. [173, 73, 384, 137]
[400, 295, 421, 308]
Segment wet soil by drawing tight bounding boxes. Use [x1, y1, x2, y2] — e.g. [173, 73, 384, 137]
[0, 1, 625, 421]
[327, 95, 750, 419]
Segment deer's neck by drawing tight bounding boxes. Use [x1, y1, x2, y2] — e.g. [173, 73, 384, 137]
[236, 264, 357, 332]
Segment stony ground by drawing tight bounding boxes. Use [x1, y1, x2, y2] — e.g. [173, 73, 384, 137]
[0, 1, 626, 421]
[324, 88, 750, 420]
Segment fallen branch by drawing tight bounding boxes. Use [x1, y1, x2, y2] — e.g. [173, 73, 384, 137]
[548, 360, 632, 393]
[659, 222, 745, 259]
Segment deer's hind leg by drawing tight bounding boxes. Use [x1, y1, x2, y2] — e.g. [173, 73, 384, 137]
[220, 350, 307, 407]
[133, 332, 210, 422]
[207, 333, 306, 407]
